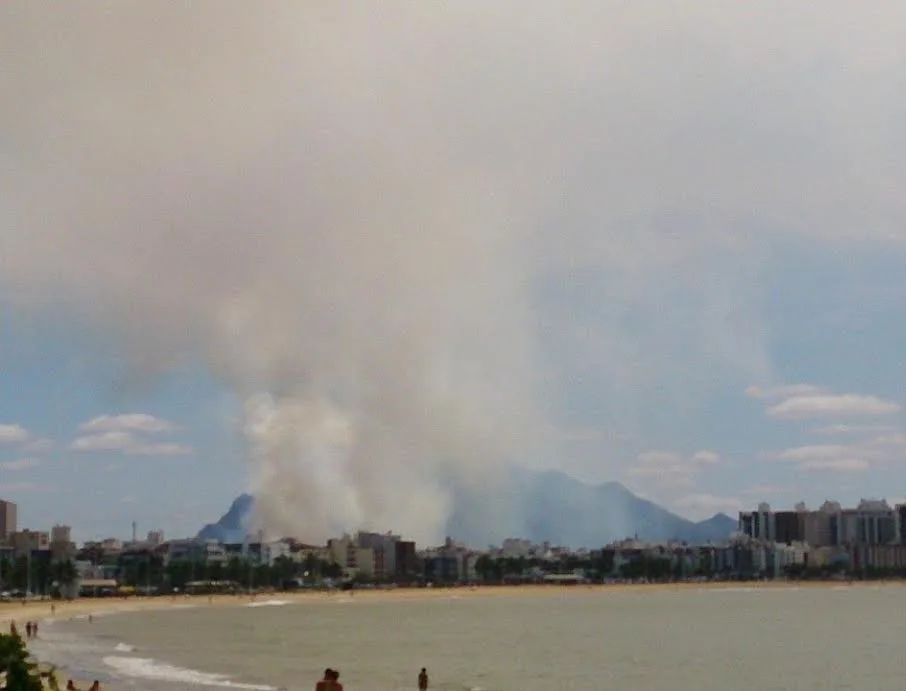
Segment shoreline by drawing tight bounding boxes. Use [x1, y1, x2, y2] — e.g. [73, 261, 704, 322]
[3, 577, 900, 629]
[4, 581, 900, 691]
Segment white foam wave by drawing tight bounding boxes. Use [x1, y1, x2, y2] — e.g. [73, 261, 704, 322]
[103, 656, 275, 690]
[114, 643, 136, 652]
[245, 599, 290, 608]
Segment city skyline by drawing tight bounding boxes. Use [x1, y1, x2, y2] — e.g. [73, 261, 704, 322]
[3, 4, 906, 542]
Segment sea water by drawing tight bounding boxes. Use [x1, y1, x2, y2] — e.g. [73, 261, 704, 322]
[30, 586, 906, 690]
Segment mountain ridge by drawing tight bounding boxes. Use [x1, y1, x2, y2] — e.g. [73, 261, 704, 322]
[197, 469, 736, 547]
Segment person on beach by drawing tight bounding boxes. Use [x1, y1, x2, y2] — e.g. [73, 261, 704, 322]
[66, 679, 79, 691]
[32, 620, 38, 638]
[418, 667, 429, 690]
[25, 621, 32, 639]
[329, 669, 343, 691]
[88, 680, 100, 691]
[316, 668, 333, 691]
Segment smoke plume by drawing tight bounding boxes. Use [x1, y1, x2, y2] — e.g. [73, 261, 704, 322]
[3, 3, 906, 539]
[0, 2, 549, 544]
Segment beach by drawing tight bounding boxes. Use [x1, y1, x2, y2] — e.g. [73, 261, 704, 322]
[5, 581, 905, 690]
[2, 578, 896, 630]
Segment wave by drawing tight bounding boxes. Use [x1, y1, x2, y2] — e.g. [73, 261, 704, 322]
[103, 655, 276, 690]
[113, 643, 136, 652]
[245, 599, 290, 608]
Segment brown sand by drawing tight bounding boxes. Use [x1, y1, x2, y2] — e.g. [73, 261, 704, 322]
[2, 578, 897, 630]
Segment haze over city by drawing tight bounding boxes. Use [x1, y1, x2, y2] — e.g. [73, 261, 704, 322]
[3, 2, 906, 543]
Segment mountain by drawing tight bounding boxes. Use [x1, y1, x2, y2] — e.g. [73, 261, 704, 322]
[197, 493, 254, 543]
[446, 469, 737, 547]
[197, 471, 737, 548]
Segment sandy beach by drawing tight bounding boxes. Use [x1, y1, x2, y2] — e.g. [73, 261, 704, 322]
[2, 578, 896, 631]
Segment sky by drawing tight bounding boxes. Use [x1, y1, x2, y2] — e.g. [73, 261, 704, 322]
[2, 2, 906, 543]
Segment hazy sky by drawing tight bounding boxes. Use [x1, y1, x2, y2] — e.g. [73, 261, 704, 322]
[2, 2, 906, 543]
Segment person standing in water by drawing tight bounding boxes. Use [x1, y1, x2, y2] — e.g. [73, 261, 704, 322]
[418, 667, 429, 690]
[315, 668, 332, 691]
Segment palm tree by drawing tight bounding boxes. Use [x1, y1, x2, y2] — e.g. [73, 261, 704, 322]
[0, 632, 43, 691]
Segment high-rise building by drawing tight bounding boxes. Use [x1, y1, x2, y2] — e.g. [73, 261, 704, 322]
[51, 524, 71, 544]
[0, 500, 17, 540]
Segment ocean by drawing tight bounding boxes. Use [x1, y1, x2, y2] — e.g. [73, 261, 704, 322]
[28, 586, 906, 690]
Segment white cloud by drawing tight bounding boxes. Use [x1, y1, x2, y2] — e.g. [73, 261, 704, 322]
[128, 443, 192, 456]
[79, 414, 175, 434]
[0, 424, 29, 444]
[814, 424, 896, 436]
[71, 431, 135, 452]
[745, 384, 825, 400]
[71, 431, 191, 456]
[692, 450, 720, 464]
[799, 458, 869, 472]
[0, 458, 41, 472]
[767, 394, 901, 419]
[776, 445, 859, 461]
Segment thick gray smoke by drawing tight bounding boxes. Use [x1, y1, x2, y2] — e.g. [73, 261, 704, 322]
[0, 2, 548, 544]
[3, 3, 906, 540]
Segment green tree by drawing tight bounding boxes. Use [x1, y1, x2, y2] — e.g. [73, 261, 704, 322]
[0, 631, 43, 691]
[474, 555, 494, 582]
[321, 560, 343, 580]
[165, 561, 194, 589]
[272, 555, 297, 584]
[50, 560, 78, 595]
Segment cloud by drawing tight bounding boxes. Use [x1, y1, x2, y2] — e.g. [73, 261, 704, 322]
[0, 481, 51, 494]
[767, 394, 901, 419]
[627, 449, 721, 487]
[769, 436, 906, 472]
[692, 450, 720, 465]
[814, 424, 897, 436]
[79, 414, 176, 434]
[23, 438, 54, 453]
[0, 424, 29, 444]
[71, 432, 192, 456]
[71, 431, 135, 452]
[776, 445, 863, 461]
[799, 458, 869, 472]
[0, 458, 41, 472]
[128, 443, 192, 456]
[745, 384, 825, 400]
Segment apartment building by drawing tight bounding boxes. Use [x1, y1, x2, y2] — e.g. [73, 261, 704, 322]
[0, 500, 17, 541]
